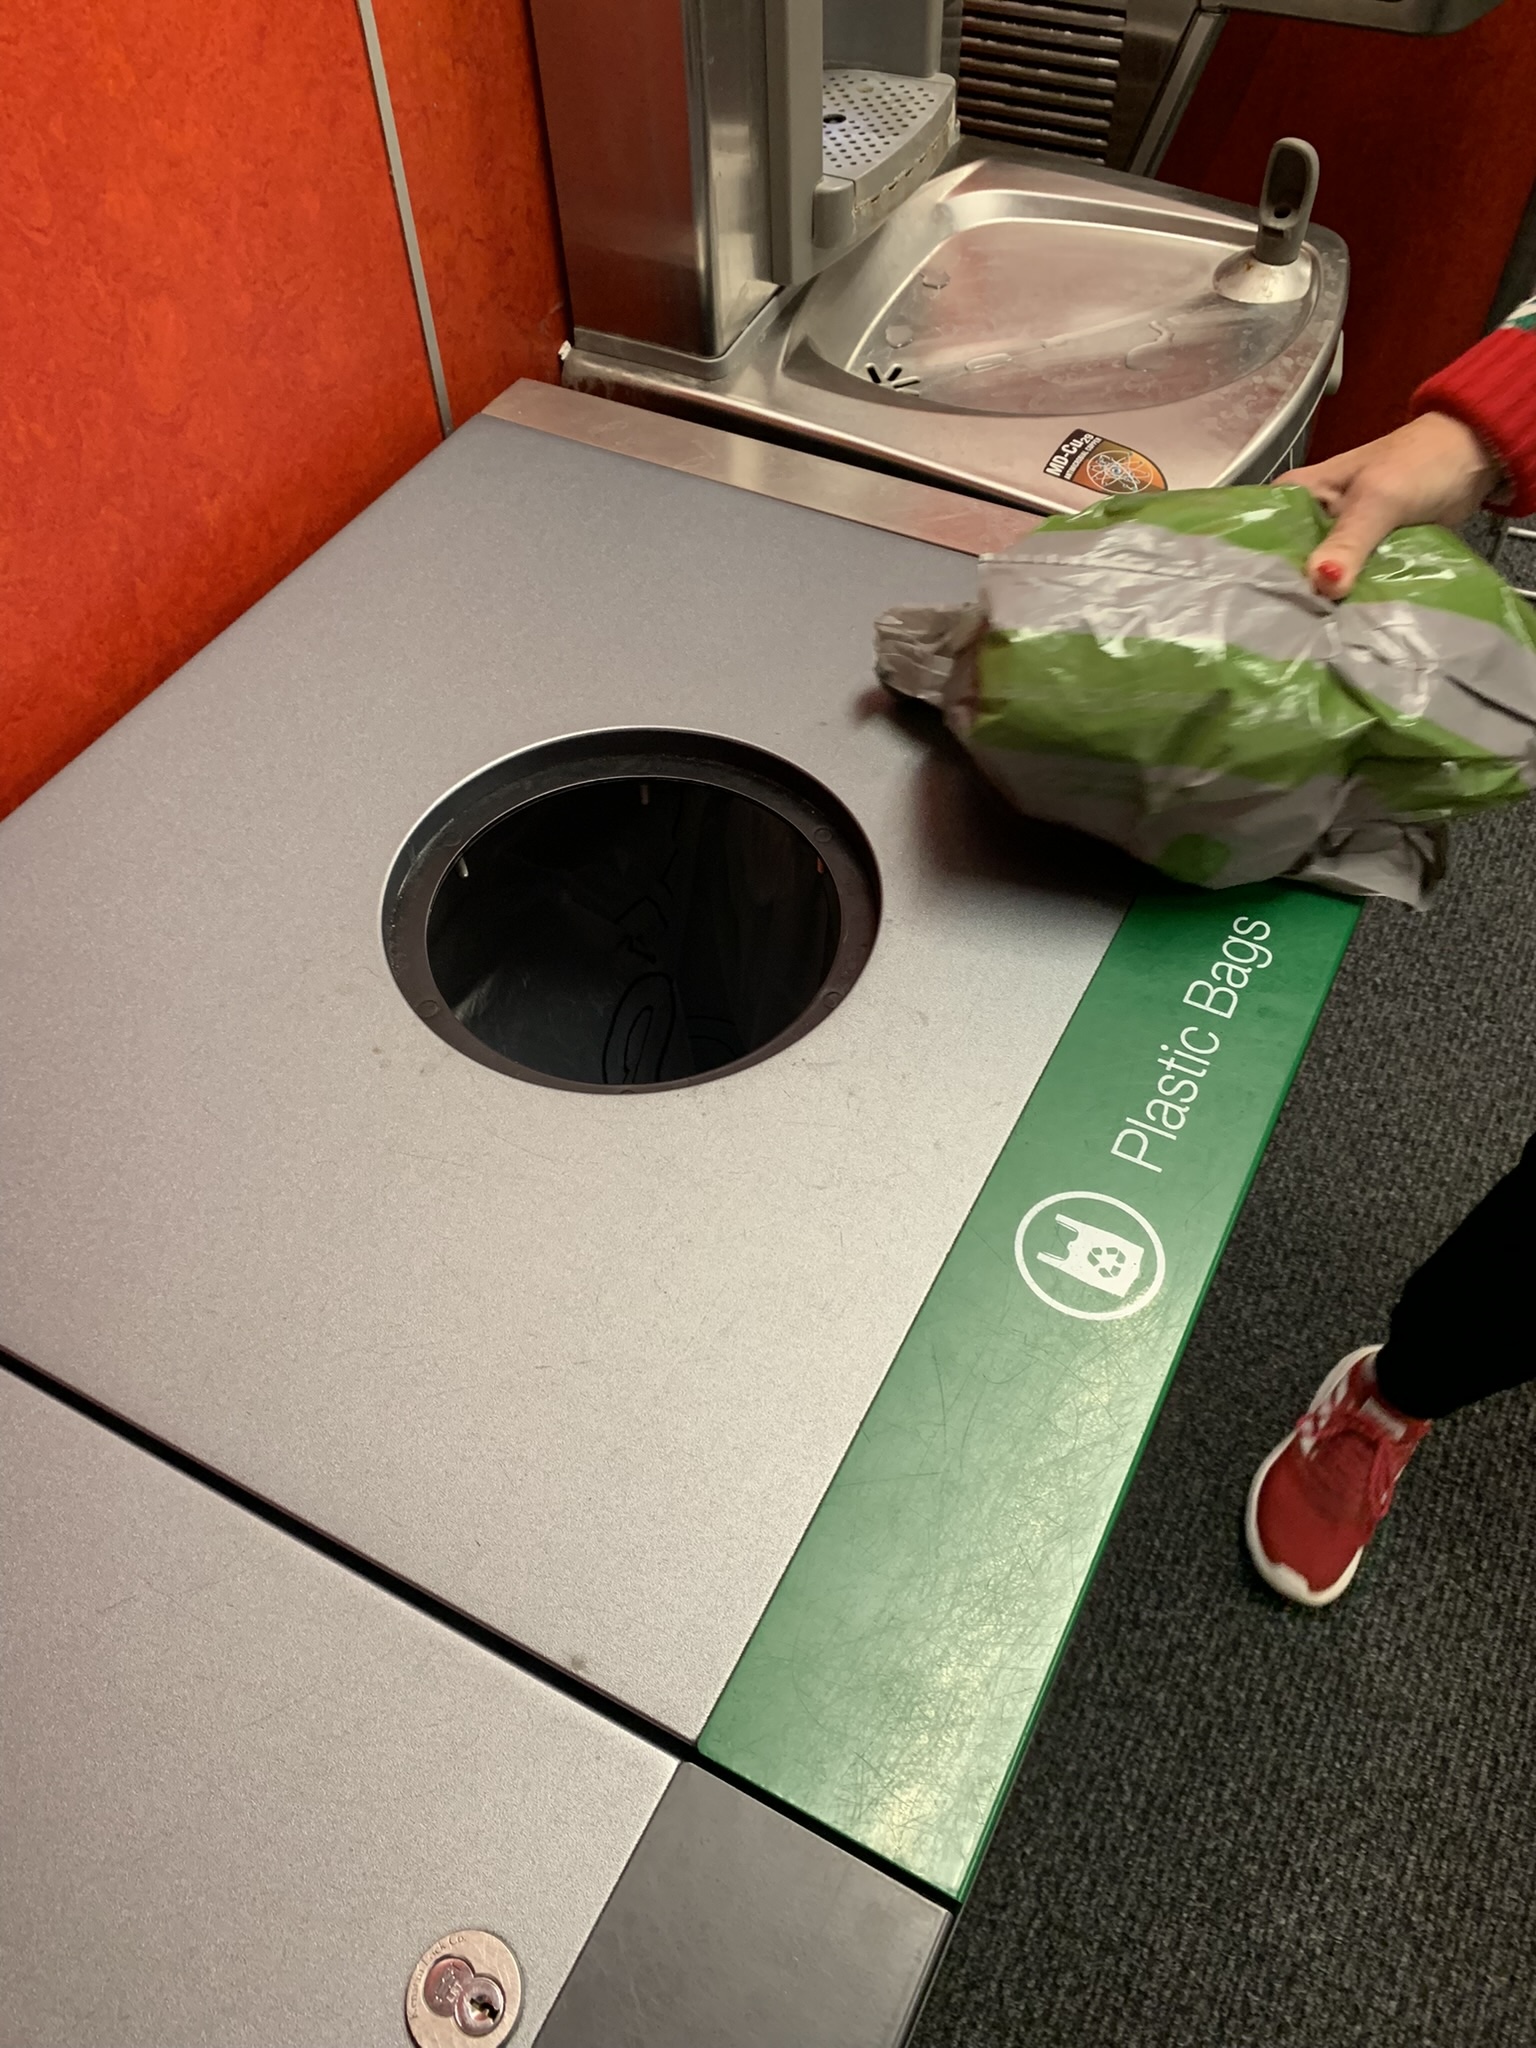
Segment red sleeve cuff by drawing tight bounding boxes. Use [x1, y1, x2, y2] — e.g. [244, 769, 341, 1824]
[1412, 325, 1536, 518]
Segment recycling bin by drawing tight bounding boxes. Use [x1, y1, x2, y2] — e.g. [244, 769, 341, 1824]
[0, 385, 1356, 2037]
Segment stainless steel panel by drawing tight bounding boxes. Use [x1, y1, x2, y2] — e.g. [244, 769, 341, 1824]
[1106, 0, 1207, 170]
[1125, 9, 1225, 176]
[485, 379, 1043, 552]
[536, 1766, 951, 2047]
[529, 0, 699, 352]
[688, 0, 780, 344]
[0, 414, 1127, 1738]
[766, 0, 826, 285]
[827, 0, 945, 72]
[529, 0, 776, 357]
[0, 1369, 674, 2048]
[1227, 0, 1503, 29]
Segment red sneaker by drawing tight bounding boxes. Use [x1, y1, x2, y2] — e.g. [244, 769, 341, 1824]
[1245, 1346, 1430, 1605]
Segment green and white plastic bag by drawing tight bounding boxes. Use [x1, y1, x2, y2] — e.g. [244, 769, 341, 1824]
[875, 486, 1536, 905]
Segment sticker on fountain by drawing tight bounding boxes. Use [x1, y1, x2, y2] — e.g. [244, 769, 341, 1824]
[1014, 1192, 1167, 1321]
[1044, 428, 1167, 495]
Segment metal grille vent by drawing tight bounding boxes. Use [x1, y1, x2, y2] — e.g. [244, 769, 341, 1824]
[956, 0, 1126, 163]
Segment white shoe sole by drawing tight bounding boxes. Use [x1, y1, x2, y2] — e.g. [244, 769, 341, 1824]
[1244, 1346, 1381, 1608]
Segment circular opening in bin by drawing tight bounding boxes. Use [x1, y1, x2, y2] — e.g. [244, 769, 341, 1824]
[383, 731, 881, 1092]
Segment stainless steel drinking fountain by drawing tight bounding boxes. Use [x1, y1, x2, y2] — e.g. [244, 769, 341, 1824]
[567, 147, 1347, 509]
[531, 0, 1496, 513]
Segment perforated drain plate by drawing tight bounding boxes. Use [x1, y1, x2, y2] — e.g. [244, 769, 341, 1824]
[821, 67, 956, 238]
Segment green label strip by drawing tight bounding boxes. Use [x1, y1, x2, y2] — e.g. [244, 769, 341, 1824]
[701, 882, 1357, 1898]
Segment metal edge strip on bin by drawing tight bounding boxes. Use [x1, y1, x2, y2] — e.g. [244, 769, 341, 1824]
[700, 879, 1358, 1899]
[534, 1765, 952, 2048]
[482, 379, 1044, 556]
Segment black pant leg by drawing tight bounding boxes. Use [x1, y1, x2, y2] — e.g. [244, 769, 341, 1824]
[1373, 1133, 1536, 1420]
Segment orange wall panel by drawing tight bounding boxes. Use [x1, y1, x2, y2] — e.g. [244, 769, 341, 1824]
[1162, 0, 1536, 460]
[1, 0, 443, 818]
[372, 0, 569, 421]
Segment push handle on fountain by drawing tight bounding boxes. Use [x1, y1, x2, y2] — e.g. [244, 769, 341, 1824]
[1255, 137, 1320, 269]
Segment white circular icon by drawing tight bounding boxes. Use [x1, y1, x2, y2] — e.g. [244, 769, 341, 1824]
[1014, 1191, 1167, 1322]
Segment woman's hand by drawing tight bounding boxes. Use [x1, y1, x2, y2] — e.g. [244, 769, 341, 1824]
[1278, 411, 1502, 598]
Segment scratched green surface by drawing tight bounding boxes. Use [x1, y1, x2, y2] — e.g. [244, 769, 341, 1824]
[701, 882, 1358, 1898]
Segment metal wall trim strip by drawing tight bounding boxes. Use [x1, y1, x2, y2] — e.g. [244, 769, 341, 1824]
[701, 880, 1358, 1898]
[483, 379, 1043, 554]
[355, 0, 455, 436]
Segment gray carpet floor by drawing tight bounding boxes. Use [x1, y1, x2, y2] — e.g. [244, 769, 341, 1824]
[912, 796, 1536, 2048]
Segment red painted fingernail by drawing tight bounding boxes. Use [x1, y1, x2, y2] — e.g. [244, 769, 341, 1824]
[1317, 559, 1345, 584]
